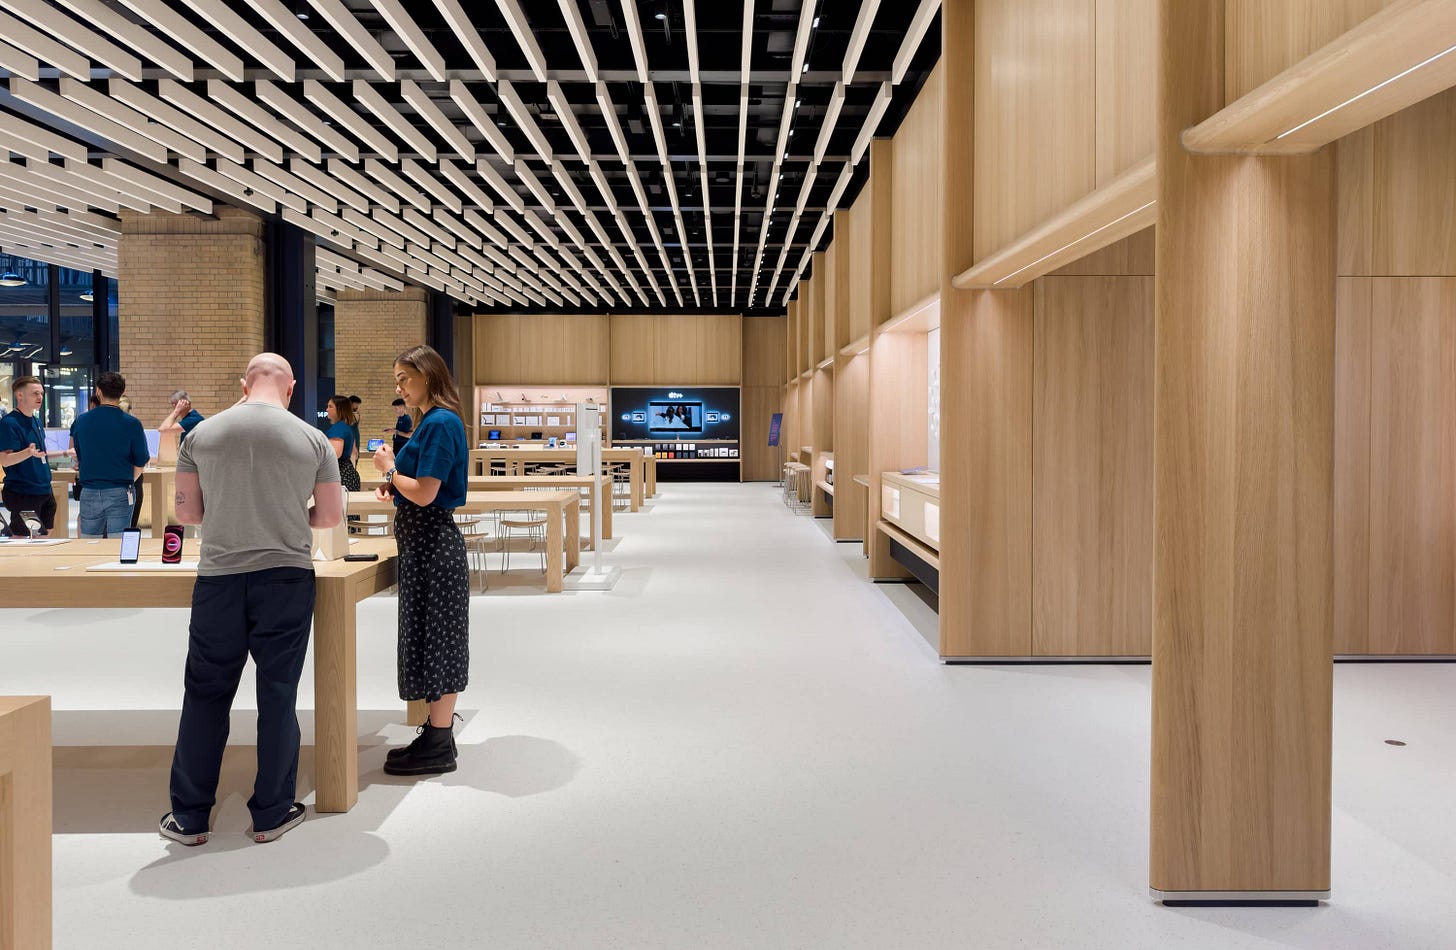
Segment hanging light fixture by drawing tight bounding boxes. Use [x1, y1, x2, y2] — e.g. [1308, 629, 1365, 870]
[79, 290, 94, 302]
[0, 271, 27, 287]
[59, 339, 73, 357]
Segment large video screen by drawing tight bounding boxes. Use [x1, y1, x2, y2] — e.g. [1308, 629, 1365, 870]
[611, 387, 739, 441]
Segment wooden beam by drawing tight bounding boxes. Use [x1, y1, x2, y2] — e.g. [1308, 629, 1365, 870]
[1183, 0, 1456, 154]
[952, 155, 1155, 289]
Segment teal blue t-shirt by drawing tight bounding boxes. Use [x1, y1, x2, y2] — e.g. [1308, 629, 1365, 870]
[393, 407, 466, 509]
[0, 409, 50, 494]
[71, 405, 150, 489]
[325, 421, 355, 462]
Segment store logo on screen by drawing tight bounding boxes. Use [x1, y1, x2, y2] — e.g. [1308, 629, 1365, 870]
[668, 392, 683, 398]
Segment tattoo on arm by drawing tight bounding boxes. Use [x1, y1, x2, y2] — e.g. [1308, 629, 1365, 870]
[175, 492, 186, 505]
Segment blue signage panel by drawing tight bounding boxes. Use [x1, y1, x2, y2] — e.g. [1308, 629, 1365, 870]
[768, 412, 783, 447]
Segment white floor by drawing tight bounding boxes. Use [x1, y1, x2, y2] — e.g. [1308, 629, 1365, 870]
[2, 483, 1454, 949]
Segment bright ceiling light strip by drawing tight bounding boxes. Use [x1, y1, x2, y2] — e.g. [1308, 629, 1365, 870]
[494, 0, 550, 83]
[496, 82, 552, 163]
[56, 77, 205, 162]
[307, 0, 396, 80]
[450, 81, 514, 163]
[52, 0, 193, 80]
[790, 0, 817, 78]
[112, 0, 245, 81]
[9, 78, 167, 164]
[892, 0, 940, 85]
[0, 11, 90, 80]
[256, 81, 360, 162]
[843, 0, 881, 84]
[557, 0, 598, 82]
[7, 0, 143, 79]
[304, 81, 398, 162]
[186, 2, 296, 81]
[992, 200, 1156, 286]
[364, 158, 431, 214]
[158, 79, 283, 163]
[643, 83, 693, 304]
[207, 80, 322, 163]
[354, 80, 437, 162]
[401, 80, 475, 162]
[109, 79, 245, 163]
[369, 0, 449, 81]
[435, 0, 497, 81]
[1276, 41, 1456, 140]
[250, 0, 348, 81]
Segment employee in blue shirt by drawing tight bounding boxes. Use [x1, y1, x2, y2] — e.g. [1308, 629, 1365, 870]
[0, 375, 57, 537]
[160, 390, 205, 446]
[324, 395, 361, 491]
[372, 345, 470, 777]
[70, 371, 151, 538]
[386, 397, 412, 453]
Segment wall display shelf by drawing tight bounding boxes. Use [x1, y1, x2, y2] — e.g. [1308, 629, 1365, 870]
[881, 471, 941, 551]
[474, 386, 609, 445]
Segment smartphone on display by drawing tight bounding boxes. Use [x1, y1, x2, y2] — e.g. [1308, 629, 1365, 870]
[119, 528, 142, 564]
[162, 525, 184, 564]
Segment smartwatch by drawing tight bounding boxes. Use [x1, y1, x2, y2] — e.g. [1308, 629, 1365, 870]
[384, 466, 397, 485]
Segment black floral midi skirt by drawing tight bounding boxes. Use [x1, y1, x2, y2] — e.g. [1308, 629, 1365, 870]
[394, 501, 470, 702]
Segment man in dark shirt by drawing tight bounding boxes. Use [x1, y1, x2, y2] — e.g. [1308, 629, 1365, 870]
[71, 372, 150, 538]
[348, 394, 362, 463]
[0, 375, 56, 537]
[387, 397, 413, 454]
[160, 390, 206, 447]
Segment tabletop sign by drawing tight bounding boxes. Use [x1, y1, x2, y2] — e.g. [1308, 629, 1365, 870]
[768, 413, 783, 447]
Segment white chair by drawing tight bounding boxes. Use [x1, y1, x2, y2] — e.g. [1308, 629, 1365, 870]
[499, 511, 547, 575]
[454, 515, 494, 592]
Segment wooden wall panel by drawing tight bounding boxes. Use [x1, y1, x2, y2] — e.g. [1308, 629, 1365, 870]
[892, 66, 945, 315]
[810, 252, 828, 366]
[973, 1, 1096, 261]
[834, 353, 870, 540]
[741, 385, 783, 481]
[654, 314, 742, 384]
[823, 239, 839, 357]
[1048, 227, 1156, 277]
[782, 382, 799, 465]
[848, 192, 874, 342]
[800, 268, 817, 372]
[1096, 0, 1156, 184]
[812, 365, 834, 454]
[831, 210, 852, 349]
[1334, 278, 1373, 654]
[1032, 276, 1154, 656]
[609, 313, 656, 383]
[1365, 278, 1456, 654]
[743, 315, 786, 387]
[517, 314, 609, 384]
[866, 331, 929, 578]
[1224, 0, 1396, 101]
[473, 314, 520, 383]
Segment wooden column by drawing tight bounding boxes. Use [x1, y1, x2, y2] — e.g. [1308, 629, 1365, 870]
[0, 695, 51, 950]
[1150, 0, 1334, 902]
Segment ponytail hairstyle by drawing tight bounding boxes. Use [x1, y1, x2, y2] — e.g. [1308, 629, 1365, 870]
[394, 344, 463, 425]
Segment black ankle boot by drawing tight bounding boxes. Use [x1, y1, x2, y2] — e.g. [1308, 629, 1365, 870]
[386, 713, 462, 763]
[383, 722, 457, 776]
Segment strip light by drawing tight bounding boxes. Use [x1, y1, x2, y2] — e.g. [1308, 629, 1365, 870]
[1276, 41, 1456, 140]
[992, 201, 1156, 286]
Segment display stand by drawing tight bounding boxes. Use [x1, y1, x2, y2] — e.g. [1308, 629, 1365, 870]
[565, 402, 620, 590]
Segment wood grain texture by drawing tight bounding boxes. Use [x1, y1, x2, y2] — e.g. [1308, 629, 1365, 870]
[312, 577, 358, 813]
[892, 64, 945, 314]
[866, 330, 928, 579]
[473, 313, 520, 383]
[1335, 124, 1375, 276]
[810, 252, 828, 367]
[1032, 276, 1154, 656]
[973, 0, 1096, 262]
[848, 191, 874, 341]
[1096, 0, 1156, 184]
[831, 210, 853, 350]
[654, 314, 743, 384]
[743, 315, 786, 387]
[823, 238, 839, 357]
[609, 313, 658, 383]
[1366, 277, 1456, 654]
[741, 385, 783, 481]
[1048, 227, 1156, 276]
[0, 696, 50, 950]
[1334, 278, 1373, 654]
[785, 300, 799, 382]
[1151, 0, 1334, 894]
[938, 289, 1034, 656]
[870, 139, 895, 328]
[833, 352, 870, 540]
[1370, 88, 1456, 276]
[782, 382, 799, 472]
[801, 267, 817, 372]
[1224, 0, 1403, 101]
[813, 365, 834, 454]
[517, 314, 609, 384]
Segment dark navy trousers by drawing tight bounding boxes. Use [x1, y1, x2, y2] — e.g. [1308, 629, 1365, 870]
[169, 566, 315, 833]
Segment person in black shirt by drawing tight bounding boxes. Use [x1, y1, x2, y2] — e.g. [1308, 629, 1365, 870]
[387, 397, 413, 454]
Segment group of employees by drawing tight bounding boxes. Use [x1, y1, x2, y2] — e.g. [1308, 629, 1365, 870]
[1, 346, 471, 845]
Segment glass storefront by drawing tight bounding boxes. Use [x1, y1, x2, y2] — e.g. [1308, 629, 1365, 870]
[0, 253, 51, 365]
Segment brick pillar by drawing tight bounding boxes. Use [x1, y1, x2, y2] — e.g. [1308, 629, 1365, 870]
[118, 207, 266, 426]
[333, 287, 429, 454]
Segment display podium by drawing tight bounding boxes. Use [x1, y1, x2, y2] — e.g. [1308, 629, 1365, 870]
[566, 402, 619, 590]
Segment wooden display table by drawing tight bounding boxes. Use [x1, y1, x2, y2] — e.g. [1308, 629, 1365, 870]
[140, 467, 176, 533]
[0, 538, 397, 814]
[0, 468, 75, 539]
[0, 695, 50, 950]
[469, 448, 648, 510]
[359, 474, 612, 547]
[347, 490, 579, 593]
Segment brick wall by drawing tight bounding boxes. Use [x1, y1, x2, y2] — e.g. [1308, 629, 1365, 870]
[333, 287, 429, 458]
[117, 207, 265, 427]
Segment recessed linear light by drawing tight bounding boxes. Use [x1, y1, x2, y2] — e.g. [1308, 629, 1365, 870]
[1276, 41, 1456, 140]
[992, 200, 1156, 287]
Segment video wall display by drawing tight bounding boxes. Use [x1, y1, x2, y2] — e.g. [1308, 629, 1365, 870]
[610, 386, 740, 442]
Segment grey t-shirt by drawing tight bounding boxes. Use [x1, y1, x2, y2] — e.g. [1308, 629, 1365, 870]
[176, 401, 340, 577]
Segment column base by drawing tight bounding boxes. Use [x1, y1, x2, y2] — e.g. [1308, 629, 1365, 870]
[1150, 888, 1327, 906]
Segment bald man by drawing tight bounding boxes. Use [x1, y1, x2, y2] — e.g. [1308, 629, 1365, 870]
[163, 353, 344, 847]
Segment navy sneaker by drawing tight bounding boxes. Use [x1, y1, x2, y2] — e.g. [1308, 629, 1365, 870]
[250, 802, 306, 843]
[159, 812, 209, 846]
